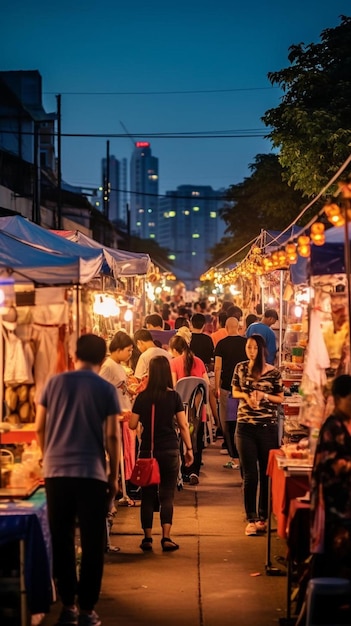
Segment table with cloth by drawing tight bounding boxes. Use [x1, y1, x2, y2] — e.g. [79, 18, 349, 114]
[266, 448, 311, 539]
[266, 449, 311, 623]
[0, 487, 53, 622]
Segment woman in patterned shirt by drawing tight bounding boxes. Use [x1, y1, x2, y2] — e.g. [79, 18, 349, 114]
[232, 334, 283, 536]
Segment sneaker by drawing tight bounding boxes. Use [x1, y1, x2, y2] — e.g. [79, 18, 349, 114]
[78, 611, 101, 626]
[220, 449, 229, 455]
[56, 606, 79, 625]
[189, 473, 199, 485]
[245, 522, 257, 536]
[255, 520, 267, 533]
[223, 461, 240, 469]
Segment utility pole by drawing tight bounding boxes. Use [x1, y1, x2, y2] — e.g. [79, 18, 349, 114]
[126, 201, 131, 250]
[103, 140, 110, 220]
[32, 122, 40, 224]
[56, 94, 62, 229]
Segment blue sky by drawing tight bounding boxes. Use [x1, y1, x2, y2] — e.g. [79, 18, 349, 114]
[1, 1, 350, 196]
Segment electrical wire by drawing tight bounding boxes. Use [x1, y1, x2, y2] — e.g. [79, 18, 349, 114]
[264, 152, 351, 248]
[0, 129, 267, 139]
[44, 86, 279, 96]
[206, 152, 351, 275]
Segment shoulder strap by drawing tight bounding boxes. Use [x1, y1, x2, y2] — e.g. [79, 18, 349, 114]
[150, 403, 155, 457]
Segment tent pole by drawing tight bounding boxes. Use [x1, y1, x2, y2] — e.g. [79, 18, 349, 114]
[278, 270, 284, 368]
[76, 285, 80, 337]
[343, 203, 351, 374]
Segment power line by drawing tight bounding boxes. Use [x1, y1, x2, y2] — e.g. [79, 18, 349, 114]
[0, 129, 267, 139]
[84, 184, 231, 201]
[44, 86, 279, 96]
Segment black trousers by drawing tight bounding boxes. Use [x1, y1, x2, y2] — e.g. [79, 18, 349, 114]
[140, 449, 179, 529]
[183, 421, 204, 477]
[45, 477, 108, 611]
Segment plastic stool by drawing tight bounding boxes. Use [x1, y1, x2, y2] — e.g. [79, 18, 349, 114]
[305, 577, 351, 626]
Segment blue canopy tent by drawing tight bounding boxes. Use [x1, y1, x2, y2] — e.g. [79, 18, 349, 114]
[0, 216, 104, 283]
[0, 230, 101, 285]
[54, 229, 151, 277]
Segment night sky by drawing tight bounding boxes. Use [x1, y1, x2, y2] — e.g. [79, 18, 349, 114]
[1, 1, 350, 196]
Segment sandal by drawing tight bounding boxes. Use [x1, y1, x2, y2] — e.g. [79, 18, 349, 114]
[140, 537, 153, 551]
[161, 538, 179, 552]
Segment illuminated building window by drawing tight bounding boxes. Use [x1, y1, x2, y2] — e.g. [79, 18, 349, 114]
[193, 206, 200, 212]
[149, 233, 155, 239]
[184, 210, 190, 215]
[95, 201, 100, 207]
[138, 208, 144, 213]
[148, 174, 158, 180]
[168, 254, 176, 260]
[192, 191, 200, 196]
[210, 211, 217, 218]
[147, 208, 152, 213]
[192, 252, 196, 256]
[192, 233, 200, 238]
[148, 222, 155, 227]
[136, 221, 141, 226]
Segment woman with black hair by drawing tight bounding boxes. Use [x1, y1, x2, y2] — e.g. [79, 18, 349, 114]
[169, 335, 210, 485]
[130, 355, 193, 552]
[232, 334, 283, 536]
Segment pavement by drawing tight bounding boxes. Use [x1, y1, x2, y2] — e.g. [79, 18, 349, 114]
[42, 439, 290, 626]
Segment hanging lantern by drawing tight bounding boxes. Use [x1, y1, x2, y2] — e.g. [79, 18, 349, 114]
[310, 222, 325, 246]
[297, 235, 311, 258]
[277, 249, 287, 266]
[263, 256, 274, 271]
[271, 251, 280, 267]
[285, 243, 298, 264]
[324, 202, 345, 227]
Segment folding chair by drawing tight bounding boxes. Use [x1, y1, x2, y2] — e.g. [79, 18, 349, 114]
[175, 376, 208, 488]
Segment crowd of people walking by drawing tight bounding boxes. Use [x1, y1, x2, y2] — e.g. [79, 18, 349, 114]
[36, 296, 351, 626]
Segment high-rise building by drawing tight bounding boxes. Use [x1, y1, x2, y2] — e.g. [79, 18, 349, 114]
[158, 185, 226, 288]
[130, 142, 158, 239]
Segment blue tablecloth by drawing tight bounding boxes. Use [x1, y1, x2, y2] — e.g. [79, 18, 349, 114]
[0, 488, 53, 613]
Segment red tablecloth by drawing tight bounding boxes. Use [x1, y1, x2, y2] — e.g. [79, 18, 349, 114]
[1, 425, 36, 444]
[267, 449, 310, 539]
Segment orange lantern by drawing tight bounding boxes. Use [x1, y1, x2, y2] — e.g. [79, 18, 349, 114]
[297, 235, 311, 258]
[324, 203, 345, 227]
[277, 249, 287, 266]
[310, 222, 325, 246]
[271, 251, 280, 267]
[285, 242, 298, 264]
[263, 256, 273, 271]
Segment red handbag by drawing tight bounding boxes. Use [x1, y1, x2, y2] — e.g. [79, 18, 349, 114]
[130, 404, 160, 487]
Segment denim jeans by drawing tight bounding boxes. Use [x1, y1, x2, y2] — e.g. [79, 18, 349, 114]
[235, 421, 278, 521]
[219, 389, 239, 458]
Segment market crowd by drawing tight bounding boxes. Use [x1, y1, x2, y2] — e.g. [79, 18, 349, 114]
[35, 296, 351, 626]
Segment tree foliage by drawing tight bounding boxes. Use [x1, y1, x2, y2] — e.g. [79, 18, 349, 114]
[262, 15, 351, 196]
[209, 154, 307, 265]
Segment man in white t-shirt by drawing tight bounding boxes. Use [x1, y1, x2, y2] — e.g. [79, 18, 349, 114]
[133, 328, 172, 380]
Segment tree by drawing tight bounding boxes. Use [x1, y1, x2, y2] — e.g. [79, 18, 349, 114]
[262, 15, 351, 197]
[209, 154, 307, 265]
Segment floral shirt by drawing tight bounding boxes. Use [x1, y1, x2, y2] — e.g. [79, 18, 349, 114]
[310, 411, 351, 556]
[232, 360, 283, 425]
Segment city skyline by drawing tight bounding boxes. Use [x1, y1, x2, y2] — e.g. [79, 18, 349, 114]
[1, 1, 349, 200]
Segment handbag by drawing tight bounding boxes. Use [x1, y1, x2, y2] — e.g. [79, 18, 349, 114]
[130, 404, 160, 487]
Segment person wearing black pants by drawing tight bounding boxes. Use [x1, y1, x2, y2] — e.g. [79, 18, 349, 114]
[45, 477, 107, 613]
[35, 334, 120, 626]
